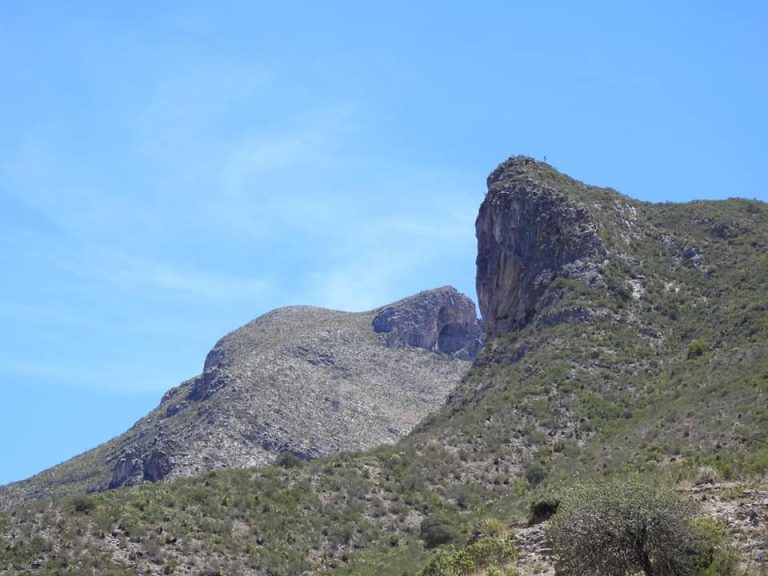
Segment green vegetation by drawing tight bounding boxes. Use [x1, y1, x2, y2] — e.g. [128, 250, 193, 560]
[1, 159, 767, 574]
[547, 478, 736, 575]
[420, 513, 461, 549]
[0, 299, 473, 507]
[417, 534, 517, 576]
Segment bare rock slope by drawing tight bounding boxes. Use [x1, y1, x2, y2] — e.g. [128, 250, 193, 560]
[1, 286, 481, 504]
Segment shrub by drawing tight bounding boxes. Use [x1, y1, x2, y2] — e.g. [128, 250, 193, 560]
[547, 478, 734, 576]
[470, 517, 506, 539]
[418, 548, 475, 576]
[527, 498, 559, 525]
[70, 495, 96, 514]
[274, 452, 303, 468]
[465, 535, 517, 568]
[693, 465, 721, 486]
[690, 518, 739, 576]
[417, 535, 517, 576]
[419, 514, 460, 549]
[687, 339, 706, 358]
[523, 461, 548, 487]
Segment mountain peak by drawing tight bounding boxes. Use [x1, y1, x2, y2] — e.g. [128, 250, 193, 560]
[2, 288, 478, 503]
[477, 157, 608, 337]
[486, 154, 540, 187]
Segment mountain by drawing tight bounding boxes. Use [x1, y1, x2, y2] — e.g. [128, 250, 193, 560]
[1, 156, 766, 576]
[442, 156, 768, 485]
[0, 286, 482, 506]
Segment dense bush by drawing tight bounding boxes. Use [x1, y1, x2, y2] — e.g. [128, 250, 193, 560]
[523, 460, 548, 487]
[547, 478, 735, 576]
[687, 339, 706, 358]
[70, 494, 96, 513]
[419, 514, 460, 549]
[274, 451, 303, 468]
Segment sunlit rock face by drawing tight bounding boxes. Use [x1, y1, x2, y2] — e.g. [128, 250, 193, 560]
[372, 286, 483, 360]
[476, 156, 606, 337]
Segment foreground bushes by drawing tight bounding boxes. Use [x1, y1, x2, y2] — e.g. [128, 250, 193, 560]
[547, 478, 736, 576]
[417, 532, 517, 576]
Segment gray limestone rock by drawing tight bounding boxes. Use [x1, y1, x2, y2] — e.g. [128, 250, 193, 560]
[6, 287, 480, 499]
[476, 156, 606, 337]
[372, 286, 483, 360]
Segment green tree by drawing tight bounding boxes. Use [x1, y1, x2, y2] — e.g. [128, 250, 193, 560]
[547, 478, 732, 576]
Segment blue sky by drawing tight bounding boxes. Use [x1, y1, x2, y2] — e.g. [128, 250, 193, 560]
[1, 1, 766, 484]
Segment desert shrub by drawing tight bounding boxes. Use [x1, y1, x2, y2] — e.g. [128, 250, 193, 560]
[470, 517, 506, 539]
[687, 339, 706, 358]
[690, 517, 739, 576]
[547, 478, 734, 576]
[274, 452, 303, 468]
[485, 568, 519, 576]
[417, 535, 517, 576]
[693, 465, 721, 486]
[418, 548, 475, 576]
[70, 495, 96, 514]
[527, 498, 559, 525]
[523, 460, 548, 487]
[419, 514, 460, 549]
[465, 535, 517, 568]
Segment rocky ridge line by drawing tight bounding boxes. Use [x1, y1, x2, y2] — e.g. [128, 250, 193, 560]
[0, 287, 481, 505]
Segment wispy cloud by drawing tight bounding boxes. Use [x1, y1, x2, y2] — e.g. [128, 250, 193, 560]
[0, 41, 481, 399]
[0, 301, 93, 329]
[307, 248, 426, 312]
[53, 246, 273, 303]
[0, 356, 186, 394]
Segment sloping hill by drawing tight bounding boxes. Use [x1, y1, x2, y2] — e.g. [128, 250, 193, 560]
[0, 286, 481, 506]
[417, 156, 768, 492]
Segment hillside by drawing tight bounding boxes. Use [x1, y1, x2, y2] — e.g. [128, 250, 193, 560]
[434, 157, 768, 488]
[1, 156, 766, 575]
[0, 287, 481, 506]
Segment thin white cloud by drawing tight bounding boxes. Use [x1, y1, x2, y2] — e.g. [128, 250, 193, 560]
[0, 302, 93, 329]
[0, 356, 184, 394]
[0, 46, 483, 399]
[55, 247, 272, 302]
[308, 251, 421, 312]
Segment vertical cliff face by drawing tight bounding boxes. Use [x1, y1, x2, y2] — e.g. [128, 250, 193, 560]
[476, 156, 607, 337]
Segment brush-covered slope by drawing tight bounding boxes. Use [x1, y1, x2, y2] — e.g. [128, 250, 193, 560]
[0, 286, 481, 506]
[429, 156, 768, 489]
[1, 157, 766, 576]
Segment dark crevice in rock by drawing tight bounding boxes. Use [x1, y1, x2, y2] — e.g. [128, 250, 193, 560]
[372, 286, 483, 360]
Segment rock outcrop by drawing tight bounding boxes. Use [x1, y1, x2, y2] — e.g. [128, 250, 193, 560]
[476, 156, 606, 337]
[372, 286, 483, 360]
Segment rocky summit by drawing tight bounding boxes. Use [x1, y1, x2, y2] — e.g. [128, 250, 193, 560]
[0, 286, 481, 504]
[476, 156, 606, 336]
[373, 286, 483, 360]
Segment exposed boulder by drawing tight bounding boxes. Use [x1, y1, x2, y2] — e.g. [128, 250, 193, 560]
[372, 286, 483, 360]
[142, 449, 173, 483]
[109, 451, 142, 489]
